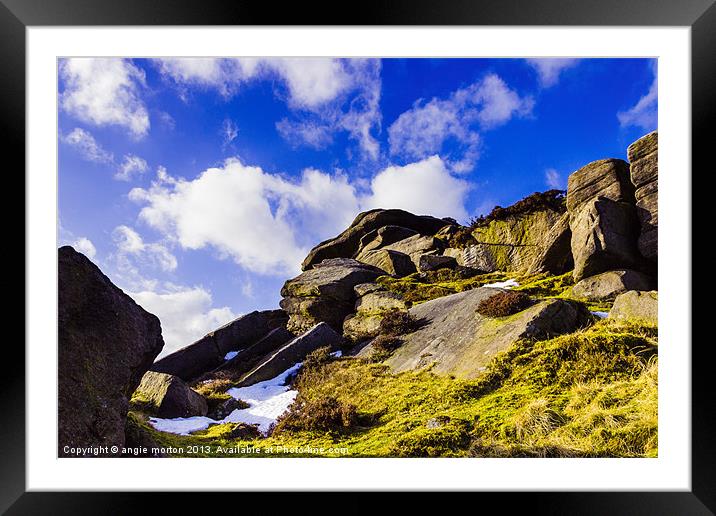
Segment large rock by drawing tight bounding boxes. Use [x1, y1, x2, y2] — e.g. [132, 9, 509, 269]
[444, 245, 495, 271]
[526, 212, 574, 275]
[358, 288, 591, 378]
[151, 310, 288, 381]
[280, 258, 384, 333]
[58, 246, 164, 456]
[567, 159, 641, 281]
[356, 225, 419, 256]
[569, 198, 641, 281]
[356, 249, 416, 277]
[343, 285, 410, 341]
[627, 132, 658, 261]
[204, 326, 295, 381]
[238, 323, 343, 386]
[380, 234, 444, 267]
[609, 290, 658, 323]
[572, 269, 655, 301]
[302, 209, 449, 270]
[133, 371, 208, 418]
[419, 254, 457, 272]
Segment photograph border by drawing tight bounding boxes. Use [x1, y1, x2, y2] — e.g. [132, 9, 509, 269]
[6, 0, 714, 512]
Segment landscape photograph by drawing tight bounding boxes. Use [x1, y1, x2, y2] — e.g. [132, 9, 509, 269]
[58, 56, 658, 458]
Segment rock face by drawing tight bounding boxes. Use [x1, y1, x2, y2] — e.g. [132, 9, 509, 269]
[356, 249, 416, 277]
[302, 209, 449, 270]
[343, 285, 410, 341]
[609, 290, 658, 323]
[567, 159, 641, 281]
[151, 310, 288, 381]
[356, 225, 419, 256]
[377, 234, 444, 267]
[526, 212, 574, 275]
[572, 269, 655, 301]
[359, 287, 590, 379]
[133, 371, 208, 418]
[238, 323, 343, 386]
[627, 132, 658, 261]
[280, 258, 384, 333]
[58, 246, 164, 456]
[419, 254, 457, 272]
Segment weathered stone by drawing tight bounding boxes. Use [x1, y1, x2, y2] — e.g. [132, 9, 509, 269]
[609, 290, 658, 323]
[239, 323, 343, 386]
[207, 327, 295, 381]
[572, 270, 655, 301]
[358, 288, 590, 379]
[566, 158, 635, 213]
[570, 198, 641, 281]
[356, 225, 419, 256]
[527, 212, 574, 275]
[355, 290, 409, 313]
[354, 282, 385, 297]
[343, 312, 384, 341]
[280, 258, 384, 333]
[58, 246, 164, 456]
[628, 131, 658, 261]
[356, 249, 416, 277]
[443, 246, 495, 271]
[133, 371, 208, 418]
[152, 310, 288, 381]
[419, 254, 457, 272]
[302, 209, 449, 270]
[381, 234, 444, 267]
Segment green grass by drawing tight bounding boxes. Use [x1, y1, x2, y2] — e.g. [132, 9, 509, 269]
[135, 317, 657, 458]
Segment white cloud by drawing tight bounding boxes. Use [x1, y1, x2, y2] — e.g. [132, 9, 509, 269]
[221, 118, 239, 148]
[112, 225, 178, 275]
[545, 168, 564, 189]
[59, 58, 150, 138]
[129, 286, 237, 358]
[62, 128, 114, 163]
[128, 155, 470, 275]
[526, 58, 579, 87]
[115, 154, 149, 181]
[155, 57, 382, 159]
[617, 63, 657, 132]
[388, 73, 532, 173]
[129, 161, 360, 275]
[72, 237, 97, 258]
[363, 156, 470, 221]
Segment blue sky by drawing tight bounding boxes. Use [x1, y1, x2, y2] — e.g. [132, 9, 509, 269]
[58, 57, 657, 356]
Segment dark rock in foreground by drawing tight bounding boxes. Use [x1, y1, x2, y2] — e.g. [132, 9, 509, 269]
[58, 246, 164, 456]
[238, 323, 343, 386]
[133, 371, 208, 418]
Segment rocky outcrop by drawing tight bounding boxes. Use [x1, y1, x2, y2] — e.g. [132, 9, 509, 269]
[356, 249, 416, 276]
[375, 234, 444, 267]
[609, 290, 658, 323]
[356, 225, 419, 256]
[419, 254, 457, 272]
[567, 159, 641, 281]
[238, 323, 343, 386]
[343, 284, 410, 340]
[572, 269, 655, 301]
[151, 310, 288, 382]
[58, 246, 164, 456]
[526, 212, 574, 275]
[627, 132, 658, 262]
[302, 209, 449, 270]
[133, 371, 208, 418]
[358, 287, 591, 378]
[280, 258, 384, 333]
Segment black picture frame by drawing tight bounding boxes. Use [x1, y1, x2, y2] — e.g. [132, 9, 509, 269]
[5, 0, 713, 512]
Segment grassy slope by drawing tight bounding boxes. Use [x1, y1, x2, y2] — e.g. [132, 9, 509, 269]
[134, 317, 657, 458]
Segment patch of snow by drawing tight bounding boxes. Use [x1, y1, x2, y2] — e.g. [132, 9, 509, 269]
[591, 311, 609, 319]
[224, 350, 240, 360]
[331, 350, 342, 358]
[483, 278, 519, 289]
[149, 415, 215, 435]
[149, 362, 303, 436]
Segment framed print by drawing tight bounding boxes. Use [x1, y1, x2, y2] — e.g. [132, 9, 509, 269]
[6, 0, 714, 512]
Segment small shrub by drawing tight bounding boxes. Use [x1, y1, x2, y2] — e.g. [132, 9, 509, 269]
[302, 346, 335, 372]
[476, 291, 533, 317]
[272, 394, 358, 434]
[372, 334, 403, 353]
[379, 309, 419, 336]
[470, 190, 566, 228]
[193, 378, 234, 402]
